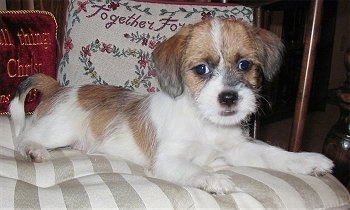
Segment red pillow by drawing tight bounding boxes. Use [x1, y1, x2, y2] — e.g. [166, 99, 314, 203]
[0, 11, 57, 115]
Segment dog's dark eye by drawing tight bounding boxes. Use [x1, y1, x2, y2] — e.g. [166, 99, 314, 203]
[238, 59, 251, 71]
[195, 64, 211, 76]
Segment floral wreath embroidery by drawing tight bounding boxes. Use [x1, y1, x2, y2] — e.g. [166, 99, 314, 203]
[78, 31, 163, 92]
[59, 0, 160, 87]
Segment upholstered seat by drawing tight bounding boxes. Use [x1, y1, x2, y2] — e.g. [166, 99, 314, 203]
[1, 116, 349, 209]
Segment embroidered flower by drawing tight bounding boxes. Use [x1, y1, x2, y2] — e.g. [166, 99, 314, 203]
[77, 1, 88, 13]
[148, 40, 158, 49]
[108, 2, 119, 11]
[147, 68, 156, 77]
[124, 33, 130, 38]
[64, 37, 74, 52]
[142, 38, 148, 46]
[127, 48, 137, 57]
[101, 43, 112, 53]
[145, 81, 157, 93]
[82, 45, 91, 57]
[138, 55, 148, 69]
[201, 12, 213, 20]
[90, 71, 97, 79]
[131, 78, 141, 88]
[147, 86, 156, 93]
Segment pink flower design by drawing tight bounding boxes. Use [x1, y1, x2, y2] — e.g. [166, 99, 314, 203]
[138, 55, 148, 69]
[108, 2, 119, 10]
[64, 37, 74, 52]
[147, 86, 156, 93]
[101, 43, 112, 53]
[82, 45, 91, 57]
[146, 81, 156, 93]
[148, 40, 158, 49]
[142, 38, 148, 46]
[147, 68, 156, 77]
[201, 12, 213, 20]
[77, 1, 88, 13]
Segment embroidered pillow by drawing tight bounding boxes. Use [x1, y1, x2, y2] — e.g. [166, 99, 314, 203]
[0, 11, 58, 115]
[58, 0, 253, 93]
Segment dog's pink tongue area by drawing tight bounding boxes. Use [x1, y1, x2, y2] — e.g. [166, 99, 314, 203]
[220, 109, 236, 116]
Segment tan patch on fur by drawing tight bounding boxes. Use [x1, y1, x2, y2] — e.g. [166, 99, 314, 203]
[181, 20, 221, 97]
[175, 19, 265, 97]
[77, 85, 156, 160]
[219, 20, 263, 88]
[152, 18, 281, 98]
[243, 65, 262, 89]
[20, 73, 60, 102]
[151, 25, 192, 97]
[23, 73, 62, 118]
[78, 85, 127, 141]
[126, 99, 157, 160]
[36, 88, 68, 118]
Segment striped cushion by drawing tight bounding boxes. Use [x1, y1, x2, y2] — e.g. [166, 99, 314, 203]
[1, 116, 349, 209]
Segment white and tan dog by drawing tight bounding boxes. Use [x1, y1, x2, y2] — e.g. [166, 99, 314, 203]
[10, 18, 333, 194]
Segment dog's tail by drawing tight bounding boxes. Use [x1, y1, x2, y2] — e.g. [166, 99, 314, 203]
[10, 73, 60, 136]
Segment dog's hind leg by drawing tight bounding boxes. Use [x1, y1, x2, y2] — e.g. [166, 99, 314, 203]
[17, 140, 50, 163]
[14, 116, 78, 163]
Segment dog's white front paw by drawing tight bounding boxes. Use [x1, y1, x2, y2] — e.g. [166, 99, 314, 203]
[17, 141, 50, 163]
[287, 152, 334, 176]
[192, 173, 235, 194]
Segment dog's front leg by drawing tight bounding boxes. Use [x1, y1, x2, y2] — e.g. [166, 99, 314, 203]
[224, 138, 334, 176]
[153, 155, 235, 194]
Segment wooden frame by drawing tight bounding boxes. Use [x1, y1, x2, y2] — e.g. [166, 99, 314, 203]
[251, 0, 324, 152]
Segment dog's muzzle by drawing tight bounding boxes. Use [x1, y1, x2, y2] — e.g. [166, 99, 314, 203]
[218, 90, 238, 116]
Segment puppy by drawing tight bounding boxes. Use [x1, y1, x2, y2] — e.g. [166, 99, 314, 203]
[10, 18, 333, 194]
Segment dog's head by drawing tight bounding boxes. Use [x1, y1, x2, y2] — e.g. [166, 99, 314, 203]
[152, 18, 284, 125]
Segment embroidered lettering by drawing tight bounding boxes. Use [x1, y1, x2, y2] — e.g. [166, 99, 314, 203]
[87, 5, 185, 32]
[87, 4, 110, 18]
[0, 28, 14, 46]
[148, 21, 155, 30]
[155, 17, 181, 32]
[0, 94, 11, 104]
[7, 57, 43, 78]
[17, 28, 51, 50]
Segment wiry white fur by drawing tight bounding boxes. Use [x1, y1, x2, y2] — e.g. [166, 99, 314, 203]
[196, 74, 256, 125]
[211, 18, 223, 61]
[14, 88, 95, 161]
[149, 91, 245, 192]
[11, 86, 333, 193]
[12, 88, 148, 164]
[9, 97, 25, 137]
[97, 120, 148, 166]
[146, 89, 333, 193]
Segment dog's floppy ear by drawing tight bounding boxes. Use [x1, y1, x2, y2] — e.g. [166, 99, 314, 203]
[152, 25, 191, 98]
[254, 28, 284, 81]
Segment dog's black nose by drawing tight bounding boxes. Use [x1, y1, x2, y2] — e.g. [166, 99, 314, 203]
[218, 91, 238, 107]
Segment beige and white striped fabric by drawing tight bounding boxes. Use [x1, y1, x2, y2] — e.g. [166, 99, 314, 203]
[1, 116, 349, 209]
